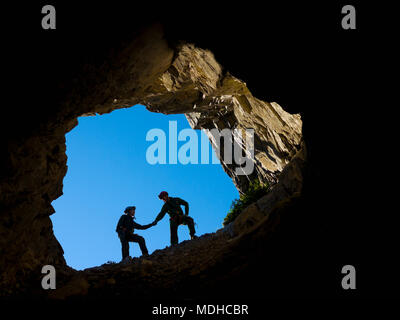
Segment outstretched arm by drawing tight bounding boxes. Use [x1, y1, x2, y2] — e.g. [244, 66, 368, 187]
[154, 206, 167, 223]
[132, 221, 153, 230]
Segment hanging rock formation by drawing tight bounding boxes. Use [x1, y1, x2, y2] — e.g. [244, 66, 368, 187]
[142, 43, 303, 191]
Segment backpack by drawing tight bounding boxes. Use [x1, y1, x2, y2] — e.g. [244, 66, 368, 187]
[116, 215, 127, 232]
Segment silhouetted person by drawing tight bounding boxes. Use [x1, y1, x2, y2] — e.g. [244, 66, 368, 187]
[152, 191, 197, 246]
[116, 206, 155, 261]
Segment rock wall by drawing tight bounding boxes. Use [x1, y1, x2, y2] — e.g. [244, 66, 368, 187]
[227, 141, 306, 238]
[0, 24, 303, 296]
[142, 43, 303, 191]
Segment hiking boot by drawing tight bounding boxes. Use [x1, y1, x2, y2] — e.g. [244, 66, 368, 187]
[190, 235, 198, 240]
[121, 256, 132, 264]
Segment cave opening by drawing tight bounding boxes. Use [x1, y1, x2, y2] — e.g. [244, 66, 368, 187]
[0, 32, 306, 297]
[51, 104, 239, 270]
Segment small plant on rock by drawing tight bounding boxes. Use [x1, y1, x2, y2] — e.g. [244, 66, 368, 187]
[223, 180, 270, 226]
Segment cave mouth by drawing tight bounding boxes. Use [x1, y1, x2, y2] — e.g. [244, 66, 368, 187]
[0, 28, 306, 297]
[51, 104, 239, 270]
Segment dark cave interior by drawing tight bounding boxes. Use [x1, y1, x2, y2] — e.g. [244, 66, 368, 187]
[1, 2, 397, 300]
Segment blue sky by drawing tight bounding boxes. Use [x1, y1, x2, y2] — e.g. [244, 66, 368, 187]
[51, 105, 238, 270]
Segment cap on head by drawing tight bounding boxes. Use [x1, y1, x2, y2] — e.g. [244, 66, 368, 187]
[158, 191, 168, 199]
[124, 206, 136, 213]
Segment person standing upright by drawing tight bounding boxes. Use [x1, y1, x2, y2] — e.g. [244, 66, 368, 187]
[116, 206, 155, 262]
[152, 191, 197, 246]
